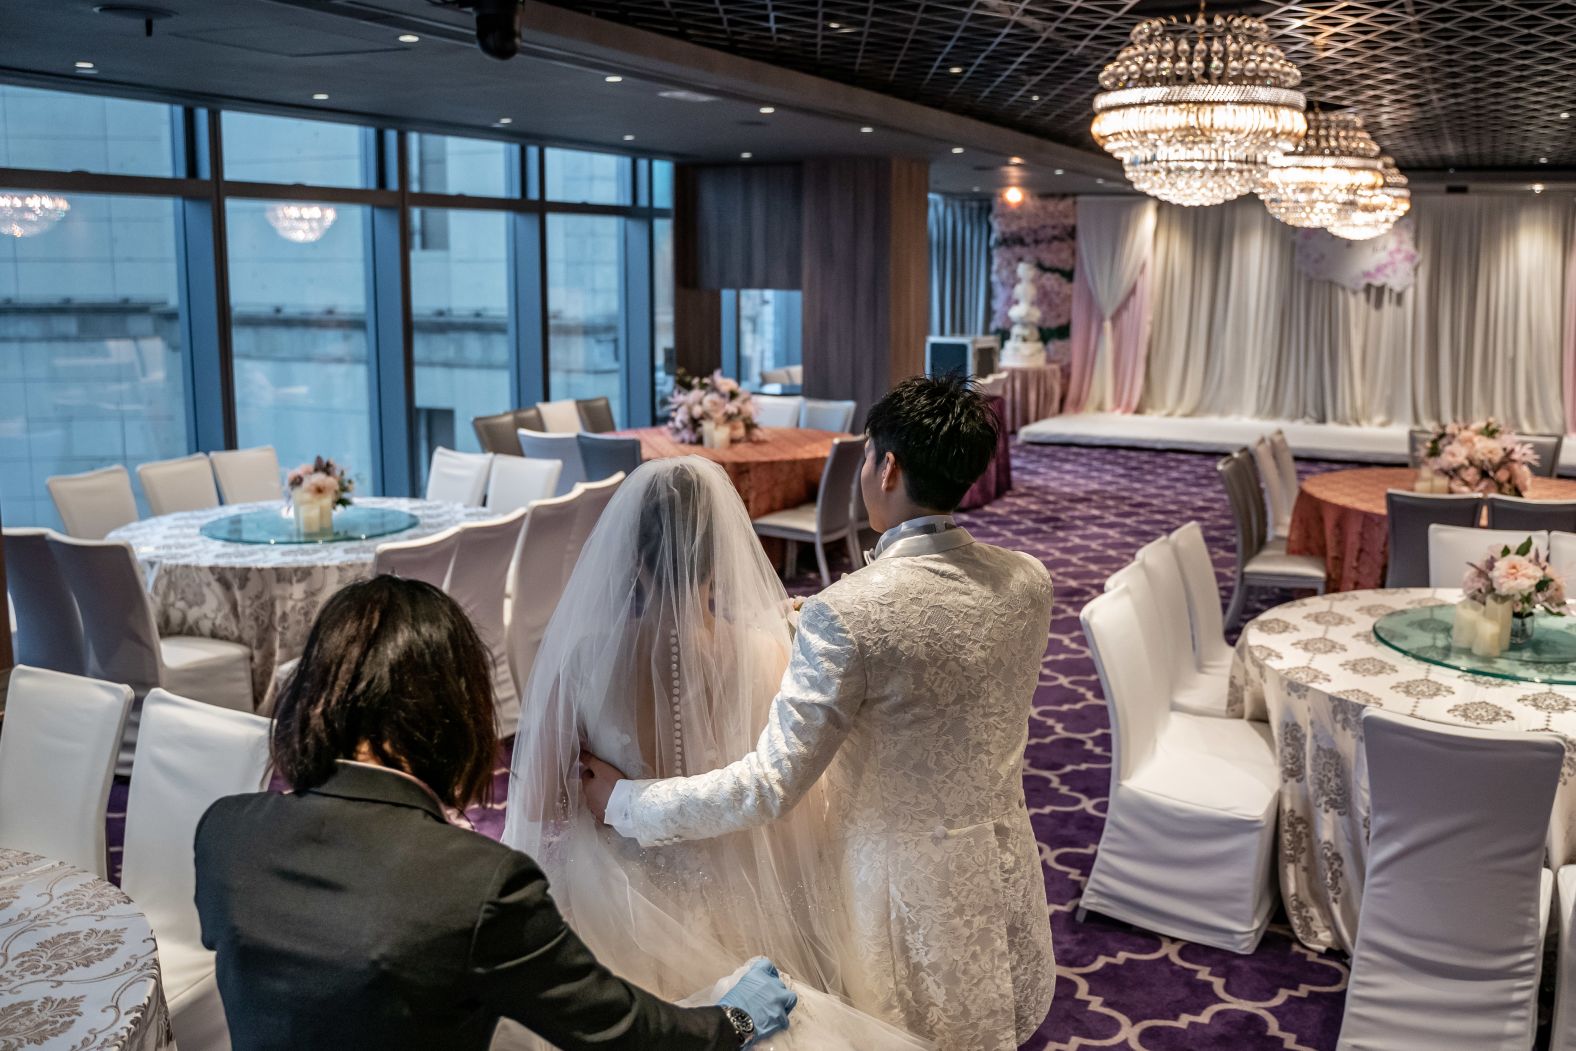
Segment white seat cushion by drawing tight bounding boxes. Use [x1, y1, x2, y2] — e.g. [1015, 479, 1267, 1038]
[160, 636, 254, 713]
[1245, 539, 1327, 581]
[160, 937, 219, 1004]
[1127, 715, 1277, 820]
[752, 503, 818, 536]
[1170, 666, 1234, 718]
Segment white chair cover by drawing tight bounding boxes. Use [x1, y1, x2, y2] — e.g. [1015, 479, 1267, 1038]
[1105, 555, 1225, 717]
[371, 526, 461, 588]
[1552, 530, 1576, 582]
[1252, 437, 1290, 541]
[121, 689, 270, 1051]
[518, 431, 584, 496]
[4, 527, 85, 674]
[751, 437, 866, 587]
[449, 511, 527, 736]
[424, 447, 493, 506]
[506, 489, 586, 694]
[46, 465, 139, 539]
[1269, 429, 1300, 517]
[486, 457, 563, 514]
[799, 398, 857, 433]
[753, 394, 804, 429]
[1427, 525, 1551, 588]
[1168, 522, 1234, 677]
[209, 446, 282, 505]
[1134, 539, 1231, 717]
[1550, 867, 1576, 1050]
[0, 666, 132, 876]
[536, 398, 583, 434]
[760, 367, 794, 385]
[137, 454, 220, 516]
[1079, 586, 1278, 953]
[1338, 709, 1561, 1050]
[571, 472, 625, 539]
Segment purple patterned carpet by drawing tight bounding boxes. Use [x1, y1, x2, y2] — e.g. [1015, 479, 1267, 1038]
[108, 443, 1357, 1050]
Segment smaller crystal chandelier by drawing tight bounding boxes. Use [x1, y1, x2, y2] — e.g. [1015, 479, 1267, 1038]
[265, 203, 338, 244]
[1258, 109, 1386, 230]
[0, 192, 70, 238]
[1325, 156, 1411, 240]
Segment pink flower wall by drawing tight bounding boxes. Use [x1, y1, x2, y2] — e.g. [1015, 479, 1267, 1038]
[991, 195, 1075, 358]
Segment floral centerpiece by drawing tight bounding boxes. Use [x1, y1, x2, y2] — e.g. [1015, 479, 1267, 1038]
[286, 456, 353, 535]
[1453, 536, 1567, 656]
[666, 369, 759, 448]
[1417, 418, 1538, 496]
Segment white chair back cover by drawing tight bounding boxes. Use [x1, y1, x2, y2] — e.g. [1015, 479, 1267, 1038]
[486, 456, 563, 514]
[1135, 539, 1204, 691]
[424, 446, 493, 506]
[47, 535, 165, 693]
[137, 454, 220, 517]
[572, 472, 625, 541]
[1552, 530, 1576, 582]
[785, 364, 803, 384]
[46, 465, 139, 540]
[1269, 430, 1299, 514]
[449, 510, 527, 735]
[1427, 524, 1551, 588]
[1251, 437, 1289, 540]
[1081, 586, 1168, 785]
[0, 666, 133, 876]
[753, 394, 804, 429]
[536, 398, 583, 434]
[800, 398, 857, 433]
[1168, 522, 1232, 671]
[209, 445, 282, 504]
[815, 438, 866, 537]
[4, 527, 86, 674]
[518, 431, 584, 496]
[760, 367, 793, 385]
[1338, 708, 1562, 1050]
[507, 489, 586, 691]
[371, 526, 461, 588]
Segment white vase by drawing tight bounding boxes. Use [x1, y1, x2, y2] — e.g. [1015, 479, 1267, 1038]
[292, 490, 334, 536]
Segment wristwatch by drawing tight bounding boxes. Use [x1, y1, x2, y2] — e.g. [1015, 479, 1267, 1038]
[722, 1005, 756, 1046]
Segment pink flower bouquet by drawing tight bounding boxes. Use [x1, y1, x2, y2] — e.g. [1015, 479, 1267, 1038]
[666, 369, 759, 445]
[286, 455, 354, 508]
[1462, 536, 1566, 616]
[1421, 419, 1538, 497]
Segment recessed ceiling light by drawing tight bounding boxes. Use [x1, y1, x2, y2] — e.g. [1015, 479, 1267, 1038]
[623, 134, 635, 141]
[1031, 94, 1041, 101]
[312, 93, 329, 101]
[1563, 112, 1572, 120]
[658, 90, 719, 102]
[397, 33, 420, 43]
[759, 106, 776, 114]
[74, 61, 95, 69]
[948, 66, 963, 74]
[605, 75, 624, 83]
[496, 117, 512, 124]
[859, 126, 874, 133]
[1540, 157, 1549, 164]
[740, 151, 753, 159]
[972, 185, 981, 192]
[951, 146, 965, 154]
[828, 21, 841, 29]
[1009, 156, 1024, 165]
[1534, 183, 1546, 194]
[1054, 168, 1065, 175]
[1096, 177, 1106, 184]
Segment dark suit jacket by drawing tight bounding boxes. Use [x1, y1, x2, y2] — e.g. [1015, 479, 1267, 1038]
[194, 762, 733, 1051]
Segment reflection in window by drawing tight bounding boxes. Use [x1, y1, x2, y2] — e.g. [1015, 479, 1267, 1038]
[222, 112, 366, 188]
[737, 290, 802, 390]
[652, 218, 675, 409]
[544, 148, 631, 205]
[411, 208, 511, 488]
[0, 85, 176, 177]
[408, 133, 511, 198]
[652, 160, 675, 209]
[225, 200, 372, 491]
[0, 192, 187, 527]
[547, 214, 624, 423]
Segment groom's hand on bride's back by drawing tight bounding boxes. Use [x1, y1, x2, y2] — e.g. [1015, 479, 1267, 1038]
[578, 748, 626, 824]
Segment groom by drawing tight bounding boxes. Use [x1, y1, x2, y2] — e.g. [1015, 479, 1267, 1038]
[581, 374, 1056, 1051]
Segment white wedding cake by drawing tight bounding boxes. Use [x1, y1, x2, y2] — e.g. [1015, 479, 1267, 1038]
[1001, 260, 1046, 368]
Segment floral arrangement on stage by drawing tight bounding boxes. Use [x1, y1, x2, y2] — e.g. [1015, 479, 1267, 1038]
[1454, 537, 1566, 655]
[665, 370, 759, 447]
[1417, 419, 1537, 496]
[990, 195, 1073, 359]
[287, 456, 355, 507]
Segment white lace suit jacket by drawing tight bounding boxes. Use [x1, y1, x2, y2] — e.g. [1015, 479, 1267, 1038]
[607, 527, 1056, 1050]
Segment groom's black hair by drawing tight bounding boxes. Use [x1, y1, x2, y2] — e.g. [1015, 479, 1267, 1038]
[865, 373, 1000, 512]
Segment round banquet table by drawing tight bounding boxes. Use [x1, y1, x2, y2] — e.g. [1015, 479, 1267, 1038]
[0, 849, 174, 1050]
[1287, 466, 1576, 592]
[999, 363, 1065, 434]
[109, 497, 494, 706]
[617, 427, 854, 519]
[1231, 587, 1576, 954]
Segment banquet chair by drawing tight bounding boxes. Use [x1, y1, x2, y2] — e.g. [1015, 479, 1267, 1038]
[1552, 532, 1576, 582]
[1486, 494, 1576, 533]
[1521, 433, 1564, 477]
[1251, 437, 1291, 540]
[137, 453, 220, 517]
[371, 526, 462, 589]
[424, 447, 493, 506]
[761, 367, 794, 385]
[473, 410, 522, 456]
[572, 472, 626, 539]
[1338, 709, 1560, 1051]
[1384, 491, 1484, 587]
[576, 396, 617, 434]
[577, 433, 642, 482]
[1108, 539, 1232, 718]
[1427, 524, 1549, 588]
[1407, 427, 1435, 468]
[518, 431, 585, 496]
[209, 445, 283, 504]
[121, 689, 270, 1051]
[753, 437, 867, 587]
[536, 398, 583, 434]
[1217, 450, 1325, 626]
[46, 464, 140, 539]
[978, 372, 1009, 398]
[1269, 430, 1300, 520]
[448, 510, 528, 736]
[800, 398, 857, 433]
[848, 467, 875, 569]
[506, 489, 587, 694]
[4, 527, 86, 674]
[786, 365, 803, 384]
[0, 666, 133, 876]
[1168, 522, 1235, 679]
[485, 456, 562, 514]
[1078, 585, 1279, 953]
[754, 394, 804, 429]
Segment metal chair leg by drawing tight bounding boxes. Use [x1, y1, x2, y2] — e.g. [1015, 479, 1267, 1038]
[1225, 572, 1248, 629]
[814, 541, 832, 588]
[783, 540, 798, 577]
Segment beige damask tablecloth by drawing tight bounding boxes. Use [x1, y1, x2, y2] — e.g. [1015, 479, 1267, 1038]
[1232, 587, 1576, 954]
[109, 497, 494, 707]
[0, 848, 173, 1051]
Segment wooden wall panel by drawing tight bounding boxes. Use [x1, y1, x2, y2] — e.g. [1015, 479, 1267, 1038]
[673, 285, 722, 377]
[677, 163, 802, 291]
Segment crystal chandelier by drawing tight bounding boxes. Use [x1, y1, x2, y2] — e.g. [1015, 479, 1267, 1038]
[1325, 156, 1412, 240]
[1091, 10, 1307, 207]
[1258, 109, 1386, 230]
[265, 203, 338, 244]
[0, 192, 70, 238]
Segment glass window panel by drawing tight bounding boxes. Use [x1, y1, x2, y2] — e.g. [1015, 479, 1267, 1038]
[547, 214, 625, 423]
[652, 217, 674, 411]
[0, 191, 187, 527]
[543, 148, 631, 205]
[653, 160, 674, 209]
[225, 199, 372, 492]
[222, 112, 367, 187]
[411, 208, 511, 489]
[738, 290, 802, 390]
[0, 85, 176, 177]
[408, 133, 511, 197]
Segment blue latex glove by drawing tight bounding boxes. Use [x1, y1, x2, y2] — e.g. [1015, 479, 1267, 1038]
[717, 957, 796, 1044]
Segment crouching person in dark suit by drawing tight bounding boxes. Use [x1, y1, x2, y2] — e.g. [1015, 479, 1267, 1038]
[194, 575, 793, 1051]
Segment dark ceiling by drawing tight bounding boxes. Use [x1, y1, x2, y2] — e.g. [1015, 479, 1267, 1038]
[543, 1, 1576, 172]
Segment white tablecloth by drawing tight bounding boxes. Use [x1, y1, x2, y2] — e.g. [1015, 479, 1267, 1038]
[109, 497, 492, 706]
[0, 848, 173, 1051]
[1232, 587, 1576, 953]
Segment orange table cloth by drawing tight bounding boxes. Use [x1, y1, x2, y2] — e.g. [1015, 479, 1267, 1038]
[1287, 466, 1576, 592]
[618, 426, 852, 519]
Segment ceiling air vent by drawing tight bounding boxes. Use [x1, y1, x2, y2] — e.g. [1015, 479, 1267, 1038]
[658, 90, 719, 103]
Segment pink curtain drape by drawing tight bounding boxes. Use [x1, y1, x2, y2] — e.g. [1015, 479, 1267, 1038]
[1064, 262, 1153, 415]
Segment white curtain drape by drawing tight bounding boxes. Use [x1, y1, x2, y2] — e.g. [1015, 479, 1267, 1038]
[1074, 197, 1156, 410]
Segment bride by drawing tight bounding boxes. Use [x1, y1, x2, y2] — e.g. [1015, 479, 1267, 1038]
[502, 457, 928, 1050]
